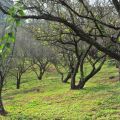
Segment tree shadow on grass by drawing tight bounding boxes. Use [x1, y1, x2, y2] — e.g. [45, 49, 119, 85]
[6, 113, 42, 120]
[3, 86, 44, 100]
[84, 84, 114, 93]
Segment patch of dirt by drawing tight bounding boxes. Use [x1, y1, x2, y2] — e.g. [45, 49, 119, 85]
[23, 87, 44, 94]
[98, 76, 119, 84]
[47, 66, 56, 72]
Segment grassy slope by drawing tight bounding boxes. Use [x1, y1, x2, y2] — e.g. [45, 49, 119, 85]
[0, 63, 120, 120]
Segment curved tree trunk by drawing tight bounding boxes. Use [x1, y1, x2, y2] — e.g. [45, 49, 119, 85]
[62, 72, 71, 83]
[0, 92, 6, 115]
[77, 60, 105, 89]
[76, 80, 86, 89]
[0, 76, 7, 115]
[71, 60, 80, 89]
[62, 68, 74, 83]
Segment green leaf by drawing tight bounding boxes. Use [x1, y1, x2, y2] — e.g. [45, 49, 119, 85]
[8, 32, 13, 37]
[15, 18, 21, 26]
[18, 10, 25, 16]
[0, 49, 2, 53]
[5, 42, 11, 48]
[8, 7, 15, 15]
[0, 44, 4, 50]
[4, 33, 9, 39]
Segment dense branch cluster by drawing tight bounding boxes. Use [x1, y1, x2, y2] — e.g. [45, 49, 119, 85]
[0, 0, 120, 116]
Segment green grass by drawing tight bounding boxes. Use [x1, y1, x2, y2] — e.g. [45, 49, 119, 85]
[0, 63, 120, 120]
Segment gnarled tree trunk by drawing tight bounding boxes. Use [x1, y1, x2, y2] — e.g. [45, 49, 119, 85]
[76, 57, 106, 89]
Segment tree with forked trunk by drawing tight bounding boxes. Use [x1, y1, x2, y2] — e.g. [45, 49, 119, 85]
[9, 28, 33, 89]
[29, 42, 55, 80]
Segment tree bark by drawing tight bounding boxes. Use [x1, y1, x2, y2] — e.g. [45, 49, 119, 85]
[71, 60, 80, 89]
[118, 62, 120, 81]
[62, 72, 71, 83]
[77, 59, 105, 89]
[0, 76, 7, 115]
[112, 0, 120, 16]
[76, 80, 86, 89]
[16, 78, 20, 89]
[62, 68, 74, 83]
[38, 70, 45, 80]
[38, 74, 43, 80]
[0, 92, 6, 115]
[16, 74, 21, 89]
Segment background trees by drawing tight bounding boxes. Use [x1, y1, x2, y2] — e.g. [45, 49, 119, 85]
[10, 46, 31, 89]
[0, 0, 119, 116]
[9, 27, 33, 89]
[29, 43, 55, 80]
[28, 20, 106, 89]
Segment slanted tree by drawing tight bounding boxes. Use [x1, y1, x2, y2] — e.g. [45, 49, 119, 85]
[62, 50, 75, 83]
[0, 10, 20, 115]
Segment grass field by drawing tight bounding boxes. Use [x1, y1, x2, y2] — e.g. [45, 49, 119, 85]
[0, 63, 120, 120]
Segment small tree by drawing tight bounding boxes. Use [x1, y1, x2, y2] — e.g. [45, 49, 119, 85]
[10, 49, 31, 89]
[30, 42, 55, 80]
[52, 49, 75, 83]
[9, 27, 33, 89]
